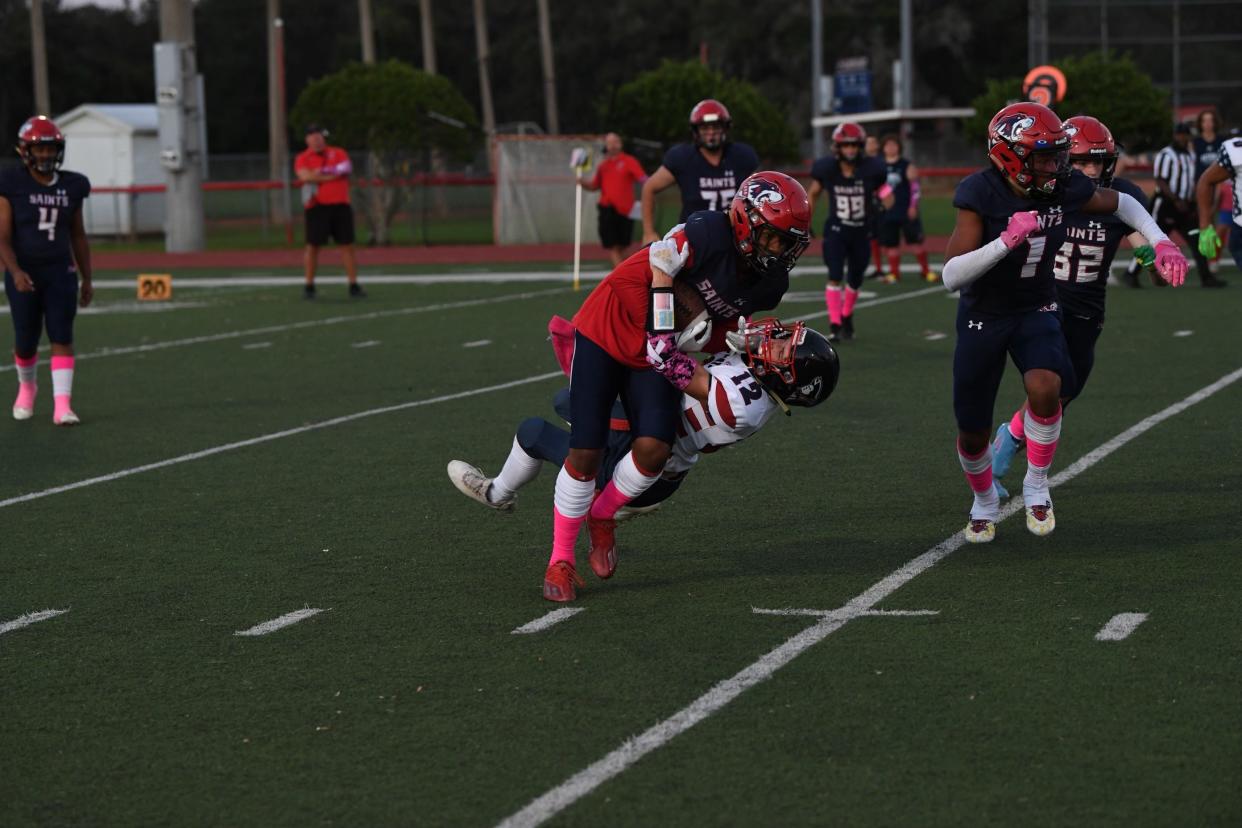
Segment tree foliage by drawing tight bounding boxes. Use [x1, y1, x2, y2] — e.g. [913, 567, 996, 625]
[290, 60, 478, 243]
[965, 53, 1171, 153]
[601, 60, 799, 163]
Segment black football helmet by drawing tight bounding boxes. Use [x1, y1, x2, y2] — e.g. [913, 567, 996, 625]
[738, 318, 839, 408]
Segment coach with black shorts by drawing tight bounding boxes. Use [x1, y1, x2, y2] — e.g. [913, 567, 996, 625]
[295, 124, 364, 299]
[578, 133, 647, 267]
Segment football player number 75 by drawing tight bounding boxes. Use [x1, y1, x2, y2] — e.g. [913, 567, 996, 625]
[701, 189, 736, 211]
[38, 207, 58, 240]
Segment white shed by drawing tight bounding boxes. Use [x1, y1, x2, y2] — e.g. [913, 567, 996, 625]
[56, 104, 165, 236]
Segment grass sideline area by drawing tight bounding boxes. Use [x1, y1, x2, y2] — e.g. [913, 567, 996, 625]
[1, 271, 1238, 825]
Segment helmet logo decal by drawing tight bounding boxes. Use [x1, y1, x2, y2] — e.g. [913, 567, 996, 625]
[995, 114, 1036, 141]
[745, 178, 785, 205]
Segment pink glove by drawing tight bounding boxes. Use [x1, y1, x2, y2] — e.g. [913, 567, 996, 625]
[645, 332, 697, 391]
[1154, 240, 1187, 286]
[1000, 210, 1040, 249]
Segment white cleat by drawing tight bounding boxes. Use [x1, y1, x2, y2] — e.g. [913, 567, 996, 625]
[13, 405, 33, 421]
[446, 460, 514, 512]
[1025, 501, 1055, 536]
[614, 502, 662, 524]
[963, 518, 996, 543]
[53, 409, 80, 426]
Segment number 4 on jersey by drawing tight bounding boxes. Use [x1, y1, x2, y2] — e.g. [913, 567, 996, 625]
[38, 206, 58, 240]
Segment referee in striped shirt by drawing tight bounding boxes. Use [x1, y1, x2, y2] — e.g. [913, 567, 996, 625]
[1126, 122, 1224, 286]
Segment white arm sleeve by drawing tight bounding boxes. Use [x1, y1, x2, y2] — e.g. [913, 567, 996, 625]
[941, 237, 1011, 292]
[1113, 192, 1169, 246]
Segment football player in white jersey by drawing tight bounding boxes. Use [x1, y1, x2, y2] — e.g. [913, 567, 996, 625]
[1195, 132, 1242, 270]
[447, 319, 839, 597]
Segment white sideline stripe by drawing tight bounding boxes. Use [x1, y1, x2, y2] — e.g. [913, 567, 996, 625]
[790, 284, 943, 324]
[511, 608, 586, 635]
[234, 608, 325, 637]
[496, 364, 1242, 828]
[0, 608, 69, 636]
[752, 607, 939, 618]
[1095, 613, 1149, 641]
[0, 287, 569, 374]
[0, 371, 563, 510]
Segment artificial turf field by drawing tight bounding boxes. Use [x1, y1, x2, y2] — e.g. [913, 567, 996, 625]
[1, 263, 1239, 826]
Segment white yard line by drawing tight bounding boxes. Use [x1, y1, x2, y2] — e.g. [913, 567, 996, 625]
[0, 608, 69, 637]
[351, 340, 382, 349]
[511, 608, 586, 635]
[751, 608, 939, 618]
[234, 608, 325, 637]
[0, 287, 569, 374]
[0, 371, 563, 510]
[1094, 613, 1149, 641]
[496, 364, 1242, 828]
[242, 341, 272, 350]
[789, 284, 943, 324]
[463, 339, 493, 348]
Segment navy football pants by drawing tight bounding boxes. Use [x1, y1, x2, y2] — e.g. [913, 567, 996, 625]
[568, 331, 680, 449]
[5, 264, 78, 356]
[822, 225, 870, 289]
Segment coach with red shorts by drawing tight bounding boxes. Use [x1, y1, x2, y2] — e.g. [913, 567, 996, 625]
[295, 124, 364, 299]
[578, 133, 647, 267]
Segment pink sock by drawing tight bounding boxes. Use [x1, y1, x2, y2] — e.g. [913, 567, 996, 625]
[550, 462, 595, 566]
[825, 285, 843, 325]
[14, 353, 37, 410]
[51, 355, 75, 417]
[842, 287, 859, 318]
[589, 452, 661, 521]
[551, 507, 586, 566]
[1024, 406, 1062, 469]
[957, 439, 994, 494]
[1009, 407, 1026, 440]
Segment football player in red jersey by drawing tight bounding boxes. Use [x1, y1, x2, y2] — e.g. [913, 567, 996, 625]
[0, 116, 92, 425]
[640, 99, 759, 244]
[538, 172, 809, 601]
[942, 102, 1186, 543]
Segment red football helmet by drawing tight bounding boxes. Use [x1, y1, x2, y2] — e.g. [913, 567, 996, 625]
[832, 122, 866, 161]
[1063, 114, 1117, 186]
[986, 102, 1071, 199]
[17, 115, 65, 176]
[729, 172, 811, 276]
[690, 99, 732, 149]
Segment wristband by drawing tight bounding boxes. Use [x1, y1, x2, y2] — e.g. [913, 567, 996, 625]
[648, 287, 675, 333]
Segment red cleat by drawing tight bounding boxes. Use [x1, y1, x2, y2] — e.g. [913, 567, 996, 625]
[587, 515, 618, 579]
[542, 561, 585, 602]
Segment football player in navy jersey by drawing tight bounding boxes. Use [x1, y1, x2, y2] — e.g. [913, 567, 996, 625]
[807, 122, 894, 341]
[640, 99, 760, 244]
[941, 102, 1187, 544]
[531, 172, 809, 601]
[990, 116, 1154, 496]
[0, 116, 92, 425]
[877, 134, 936, 283]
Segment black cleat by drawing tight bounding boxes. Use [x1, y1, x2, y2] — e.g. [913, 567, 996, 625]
[828, 323, 841, 343]
[349, 282, 367, 298]
[303, 284, 317, 300]
[842, 315, 855, 340]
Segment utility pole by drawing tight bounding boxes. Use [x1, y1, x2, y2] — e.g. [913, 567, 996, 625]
[535, 0, 559, 134]
[419, 0, 437, 73]
[899, 0, 913, 150]
[359, 0, 376, 64]
[267, 0, 290, 233]
[811, 0, 823, 159]
[473, 0, 496, 163]
[156, 0, 205, 252]
[30, 0, 50, 115]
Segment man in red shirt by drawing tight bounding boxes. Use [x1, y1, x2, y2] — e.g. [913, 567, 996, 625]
[578, 133, 647, 266]
[294, 124, 364, 299]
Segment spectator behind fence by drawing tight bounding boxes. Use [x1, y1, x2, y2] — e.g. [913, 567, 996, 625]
[295, 124, 364, 300]
[578, 133, 648, 267]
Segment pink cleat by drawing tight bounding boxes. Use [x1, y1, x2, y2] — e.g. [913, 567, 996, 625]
[53, 396, 79, 426]
[13, 382, 36, 420]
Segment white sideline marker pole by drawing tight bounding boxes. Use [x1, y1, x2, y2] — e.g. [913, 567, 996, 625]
[511, 607, 585, 635]
[496, 364, 1242, 828]
[0, 608, 69, 637]
[234, 608, 326, 637]
[569, 147, 591, 292]
[1095, 613, 1149, 641]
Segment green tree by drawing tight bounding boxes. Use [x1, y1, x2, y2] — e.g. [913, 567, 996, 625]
[290, 59, 479, 243]
[600, 59, 799, 163]
[965, 53, 1171, 153]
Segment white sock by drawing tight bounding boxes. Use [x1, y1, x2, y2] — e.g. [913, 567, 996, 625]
[52, 364, 73, 398]
[16, 359, 36, 385]
[553, 463, 596, 519]
[491, 436, 542, 502]
[611, 451, 660, 499]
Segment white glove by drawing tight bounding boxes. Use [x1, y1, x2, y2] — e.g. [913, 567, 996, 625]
[676, 310, 712, 351]
[725, 315, 750, 353]
[649, 235, 690, 277]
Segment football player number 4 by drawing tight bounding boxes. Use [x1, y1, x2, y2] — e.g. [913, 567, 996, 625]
[38, 207, 58, 240]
